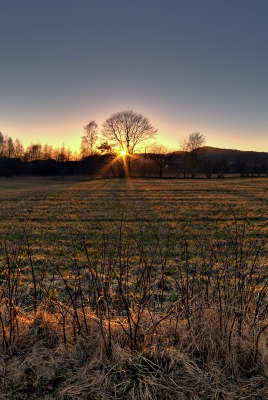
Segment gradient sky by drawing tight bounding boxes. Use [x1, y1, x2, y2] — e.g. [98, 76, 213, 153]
[1, 0, 268, 153]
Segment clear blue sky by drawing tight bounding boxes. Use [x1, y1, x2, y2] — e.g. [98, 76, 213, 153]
[1, 0, 268, 152]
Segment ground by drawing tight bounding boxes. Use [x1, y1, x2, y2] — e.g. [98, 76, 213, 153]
[0, 177, 268, 399]
[0, 177, 267, 253]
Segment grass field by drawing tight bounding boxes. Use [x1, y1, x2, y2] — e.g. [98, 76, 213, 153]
[0, 177, 268, 399]
[1, 176, 267, 253]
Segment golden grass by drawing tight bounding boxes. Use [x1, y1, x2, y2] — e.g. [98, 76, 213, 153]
[0, 177, 267, 398]
[0, 177, 267, 259]
[1, 306, 268, 399]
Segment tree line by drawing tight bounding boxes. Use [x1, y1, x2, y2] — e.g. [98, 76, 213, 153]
[1, 110, 267, 178]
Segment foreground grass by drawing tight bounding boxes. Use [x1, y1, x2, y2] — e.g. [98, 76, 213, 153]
[0, 221, 268, 399]
[0, 177, 268, 399]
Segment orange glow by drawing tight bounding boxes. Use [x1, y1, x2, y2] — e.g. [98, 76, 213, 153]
[97, 150, 142, 178]
[120, 150, 127, 157]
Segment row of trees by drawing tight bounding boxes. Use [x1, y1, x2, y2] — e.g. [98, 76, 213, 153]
[80, 110, 206, 178]
[80, 111, 268, 178]
[0, 132, 74, 162]
[1, 109, 267, 178]
[0, 110, 204, 171]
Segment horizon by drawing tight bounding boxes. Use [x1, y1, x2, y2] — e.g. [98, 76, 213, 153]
[1, 123, 268, 156]
[1, 0, 268, 153]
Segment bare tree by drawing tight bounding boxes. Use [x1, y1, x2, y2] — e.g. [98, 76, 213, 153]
[0, 131, 4, 157]
[179, 137, 190, 178]
[0, 133, 15, 158]
[179, 132, 206, 178]
[148, 143, 172, 178]
[80, 120, 98, 158]
[54, 145, 72, 162]
[97, 141, 121, 177]
[101, 110, 157, 175]
[6, 137, 14, 158]
[13, 138, 24, 158]
[25, 144, 42, 161]
[42, 144, 53, 160]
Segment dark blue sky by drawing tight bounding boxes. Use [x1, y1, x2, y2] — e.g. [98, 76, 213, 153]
[1, 0, 268, 152]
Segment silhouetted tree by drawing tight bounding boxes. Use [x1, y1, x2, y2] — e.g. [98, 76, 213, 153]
[148, 144, 171, 178]
[179, 137, 190, 178]
[80, 120, 98, 158]
[0, 132, 6, 157]
[216, 159, 229, 178]
[13, 138, 24, 158]
[54, 145, 72, 162]
[101, 110, 157, 176]
[6, 137, 14, 158]
[0, 133, 15, 158]
[97, 141, 123, 177]
[203, 159, 214, 178]
[24, 144, 42, 161]
[180, 132, 206, 178]
[42, 144, 53, 160]
[0, 132, 3, 156]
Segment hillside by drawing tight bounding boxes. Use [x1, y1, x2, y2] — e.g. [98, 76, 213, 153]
[202, 146, 268, 160]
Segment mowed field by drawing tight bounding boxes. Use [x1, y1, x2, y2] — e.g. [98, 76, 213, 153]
[0, 177, 267, 257]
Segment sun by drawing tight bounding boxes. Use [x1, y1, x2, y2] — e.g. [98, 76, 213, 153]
[120, 150, 127, 157]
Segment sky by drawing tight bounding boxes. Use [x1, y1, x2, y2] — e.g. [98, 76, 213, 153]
[1, 0, 268, 153]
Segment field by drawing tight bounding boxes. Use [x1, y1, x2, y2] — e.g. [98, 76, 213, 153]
[0, 177, 268, 399]
[1, 177, 267, 253]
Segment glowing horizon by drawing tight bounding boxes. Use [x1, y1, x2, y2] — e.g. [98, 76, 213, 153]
[1, 120, 266, 155]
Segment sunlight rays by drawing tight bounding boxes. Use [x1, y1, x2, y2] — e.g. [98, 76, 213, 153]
[97, 150, 139, 178]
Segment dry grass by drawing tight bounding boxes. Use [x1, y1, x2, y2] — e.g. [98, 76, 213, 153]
[0, 177, 268, 398]
[0, 177, 267, 253]
[1, 309, 268, 399]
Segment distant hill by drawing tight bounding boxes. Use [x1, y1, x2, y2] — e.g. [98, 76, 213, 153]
[203, 146, 267, 156]
[200, 146, 268, 162]
[172, 146, 268, 161]
[168, 146, 268, 176]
